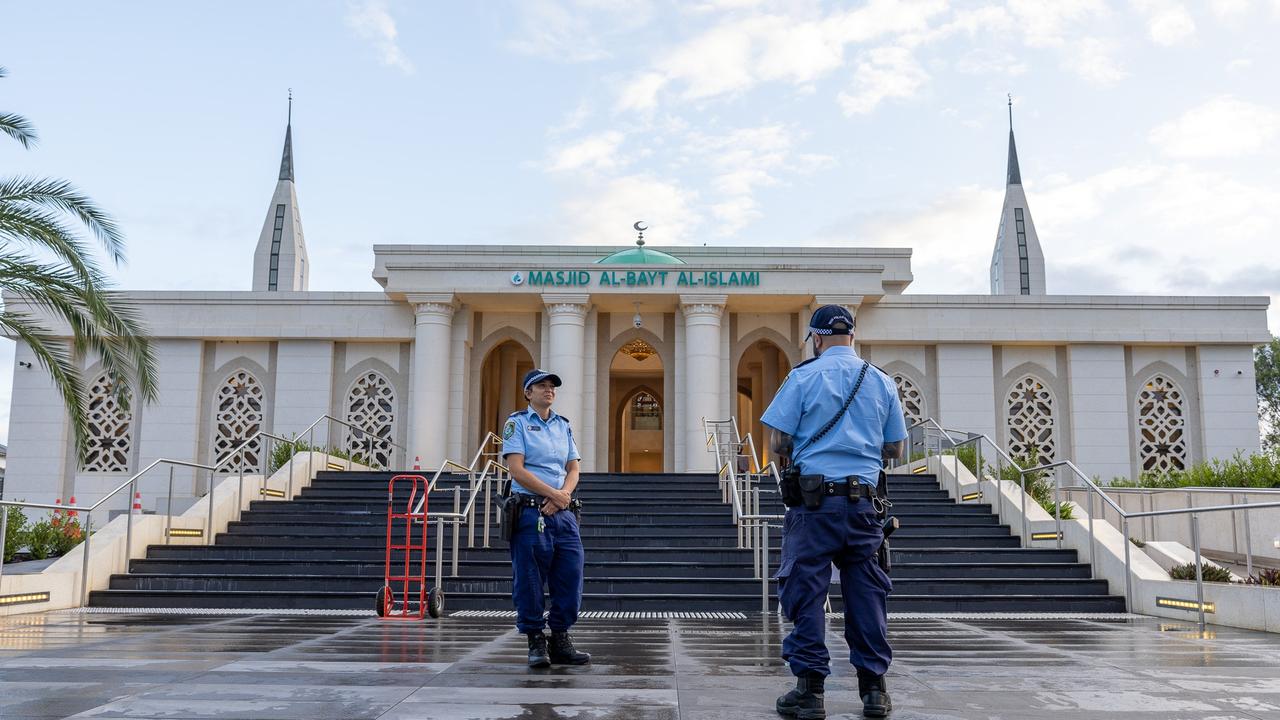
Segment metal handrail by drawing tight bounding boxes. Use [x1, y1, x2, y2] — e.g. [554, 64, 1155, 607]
[0, 412, 387, 605]
[705, 419, 783, 611]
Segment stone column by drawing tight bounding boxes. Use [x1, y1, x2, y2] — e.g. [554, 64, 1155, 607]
[681, 295, 727, 472]
[498, 345, 517, 423]
[543, 294, 591, 430]
[408, 294, 455, 468]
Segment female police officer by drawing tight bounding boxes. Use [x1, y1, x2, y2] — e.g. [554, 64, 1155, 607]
[501, 368, 591, 668]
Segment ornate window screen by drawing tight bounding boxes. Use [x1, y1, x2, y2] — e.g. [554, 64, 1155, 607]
[81, 372, 132, 472]
[1136, 374, 1188, 473]
[891, 373, 926, 427]
[629, 391, 661, 431]
[212, 370, 265, 473]
[1006, 375, 1056, 460]
[345, 371, 396, 467]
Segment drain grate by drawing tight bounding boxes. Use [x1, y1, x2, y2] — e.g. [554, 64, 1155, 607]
[449, 610, 749, 620]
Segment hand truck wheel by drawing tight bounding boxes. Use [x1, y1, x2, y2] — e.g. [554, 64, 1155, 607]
[375, 585, 393, 617]
[427, 587, 445, 618]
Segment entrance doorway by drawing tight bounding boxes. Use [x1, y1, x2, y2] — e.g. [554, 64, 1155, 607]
[736, 340, 792, 467]
[477, 340, 535, 449]
[609, 337, 664, 472]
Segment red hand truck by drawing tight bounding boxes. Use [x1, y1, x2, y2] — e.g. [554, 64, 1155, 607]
[375, 474, 444, 619]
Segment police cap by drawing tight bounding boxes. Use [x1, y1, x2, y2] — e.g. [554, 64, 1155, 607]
[522, 369, 563, 391]
[805, 305, 855, 340]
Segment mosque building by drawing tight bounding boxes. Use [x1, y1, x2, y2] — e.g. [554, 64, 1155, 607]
[2, 111, 1269, 508]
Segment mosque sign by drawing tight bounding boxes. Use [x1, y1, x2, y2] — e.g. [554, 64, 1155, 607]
[512, 270, 761, 288]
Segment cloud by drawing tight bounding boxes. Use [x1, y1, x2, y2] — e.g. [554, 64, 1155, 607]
[507, 0, 654, 62]
[345, 0, 415, 74]
[1149, 96, 1280, 159]
[547, 131, 628, 173]
[837, 46, 929, 115]
[1066, 38, 1128, 85]
[1133, 0, 1197, 45]
[561, 175, 702, 244]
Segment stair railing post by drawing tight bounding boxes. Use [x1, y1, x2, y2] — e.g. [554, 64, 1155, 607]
[307, 426, 314, 487]
[165, 466, 174, 545]
[0, 507, 9, 582]
[761, 520, 770, 614]
[1018, 465, 1028, 544]
[467, 471, 476, 549]
[482, 473, 491, 550]
[1242, 494, 1253, 580]
[1087, 487, 1096, 577]
[435, 516, 445, 591]
[1053, 466, 1062, 549]
[1122, 515, 1133, 612]
[451, 486, 461, 577]
[79, 508, 93, 606]
[1192, 514, 1206, 634]
[124, 474, 137, 568]
[287, 449, 294, 502]
[206, 468, 216, 546]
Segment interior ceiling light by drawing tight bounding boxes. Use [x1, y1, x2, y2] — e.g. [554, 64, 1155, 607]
[622, 338, 656, 361]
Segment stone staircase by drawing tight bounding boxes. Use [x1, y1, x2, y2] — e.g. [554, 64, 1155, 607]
[88, 469, 1125, 612]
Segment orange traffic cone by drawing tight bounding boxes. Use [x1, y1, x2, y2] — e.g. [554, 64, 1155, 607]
[413, 456, 421, 471]
[132, 491, 143, 514]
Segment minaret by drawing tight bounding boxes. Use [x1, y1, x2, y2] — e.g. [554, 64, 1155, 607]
[252, 93, 309, 291]
[990, 96, 1045, 295]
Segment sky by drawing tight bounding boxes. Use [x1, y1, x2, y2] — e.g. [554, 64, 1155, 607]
[1, 0, 1278, 443]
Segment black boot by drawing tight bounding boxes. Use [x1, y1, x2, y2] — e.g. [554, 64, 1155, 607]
[549, 630, 591, 665]
[857, 669, 892, 718]
[776, 672, 825, 719]
[526, 632, 550, 668]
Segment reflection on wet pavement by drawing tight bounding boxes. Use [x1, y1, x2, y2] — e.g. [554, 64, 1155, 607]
[0, 612, 1277, 718]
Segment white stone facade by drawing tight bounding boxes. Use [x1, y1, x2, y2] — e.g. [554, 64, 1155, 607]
[1, 244, 1271, 510]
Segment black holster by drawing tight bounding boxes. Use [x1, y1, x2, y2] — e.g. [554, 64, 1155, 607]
[780, 465, 825, 510]
[875, 469, 896, 574]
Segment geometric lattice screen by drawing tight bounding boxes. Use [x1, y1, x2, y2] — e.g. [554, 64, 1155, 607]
[1136, 374, 1188, 473]
[891, 373, 926, 427]
[344, 371, 396, 468]
[212, 370, 265, 474]
[81, 372, 132, 472]
[1006, 375, 1056, 461]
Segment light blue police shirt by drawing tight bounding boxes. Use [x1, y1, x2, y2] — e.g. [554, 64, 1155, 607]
[760, 346, 908, 485]
[501, 406, 581, 494]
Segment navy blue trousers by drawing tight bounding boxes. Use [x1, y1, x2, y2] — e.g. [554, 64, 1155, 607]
[776, 494, 892, 678]
[510, 505, 584, 634]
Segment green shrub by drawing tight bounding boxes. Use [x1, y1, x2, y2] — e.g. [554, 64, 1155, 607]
[267, 434, 356, 473]
[1245, 569, 1280, 586]
[1169, 561, 1234, 583]
[1111, 451, 1280, 489]
[1129, 537, 1146, 548]
[24, 519, 58, 560]
[3, 505, 28, 562]
[947, 449, 1076, 520]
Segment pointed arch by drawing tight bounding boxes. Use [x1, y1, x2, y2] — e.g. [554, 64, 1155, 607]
[211, 368, 266, 473]
[1136, 373, 1188, 473]
[344, 369, 397, 468]
[1005, 374, 1056, 461]
[889, 372, 926, 427]
[81, 371, 133, 472]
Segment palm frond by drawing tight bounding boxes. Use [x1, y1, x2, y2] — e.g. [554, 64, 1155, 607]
[0, 310, 88, 457]
[0, 198, 102, 281]
[0, 112, 38, 150]
[0, 176, 124, 263]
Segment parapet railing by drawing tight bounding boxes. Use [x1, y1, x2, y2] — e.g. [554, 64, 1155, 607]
[0, 412, 400, 606]
[703, 418, 783, 612]
[411, 432, 509, 589]
[894, 417, 1280, 633]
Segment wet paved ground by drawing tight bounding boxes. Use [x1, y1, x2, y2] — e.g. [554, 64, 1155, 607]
[1, 611, 1278, 719]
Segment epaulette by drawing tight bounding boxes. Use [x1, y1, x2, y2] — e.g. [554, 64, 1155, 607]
[792, 357, 818, 370]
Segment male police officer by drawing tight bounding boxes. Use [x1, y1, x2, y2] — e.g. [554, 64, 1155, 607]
[762, 305, 907, 719]
[502, 369, 590, 668]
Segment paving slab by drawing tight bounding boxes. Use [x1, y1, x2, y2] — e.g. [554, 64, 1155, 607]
[0, 611, 1275, 719]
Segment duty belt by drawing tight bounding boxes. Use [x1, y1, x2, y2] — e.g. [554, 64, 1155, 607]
[821, 481, 877, 499]
[514, 495, 583, 511]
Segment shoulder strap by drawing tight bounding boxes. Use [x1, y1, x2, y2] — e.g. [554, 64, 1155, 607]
[792, 361, 870, 457]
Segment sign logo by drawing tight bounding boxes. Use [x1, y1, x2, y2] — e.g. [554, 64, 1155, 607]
[510, 271, 524, 286]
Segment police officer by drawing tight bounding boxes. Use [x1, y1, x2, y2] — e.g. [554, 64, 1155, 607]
[501, 368, 591, 669]
[762, 305, 907, 719]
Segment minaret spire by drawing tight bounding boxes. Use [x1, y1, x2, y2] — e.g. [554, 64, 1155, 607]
[1006, 94, 1021, 186]
[990, 95, 1044, 296]
[278, 89, 295, 182]
[253, 91, 309, 292]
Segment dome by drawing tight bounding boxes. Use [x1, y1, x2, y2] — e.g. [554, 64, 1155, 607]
[596, 243, 686, 265]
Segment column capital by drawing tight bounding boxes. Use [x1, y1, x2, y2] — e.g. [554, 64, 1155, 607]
[406, 293, 456, 317]
[679, 295, 727, 319]
[543, 294, 591, 320]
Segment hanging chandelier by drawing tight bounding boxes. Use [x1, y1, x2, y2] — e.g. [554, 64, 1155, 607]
[621, 338, 656, 361]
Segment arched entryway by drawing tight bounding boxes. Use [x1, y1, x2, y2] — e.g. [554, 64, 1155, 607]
[477, 340, 535, 449]
[608, 337, 664, 472]
[736, 339, 792, 467]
